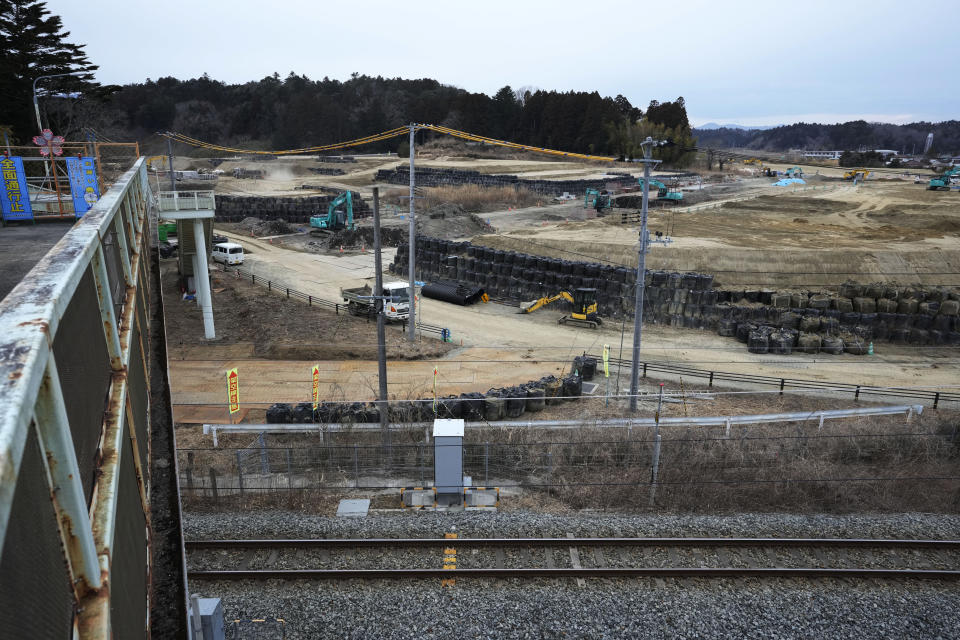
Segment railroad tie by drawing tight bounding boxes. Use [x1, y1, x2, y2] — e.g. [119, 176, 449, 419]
[567, 532, 585, 588]
[442, 532, 457, 587]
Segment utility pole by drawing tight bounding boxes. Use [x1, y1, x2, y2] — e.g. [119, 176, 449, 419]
[166, 136, 176, 191]
[629, 137, 661, 412]
[372, 188, 390, 457]
[407, 123, 417, 342]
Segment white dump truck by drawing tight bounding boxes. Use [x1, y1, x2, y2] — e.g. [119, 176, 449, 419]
[341, 282, 410, 321]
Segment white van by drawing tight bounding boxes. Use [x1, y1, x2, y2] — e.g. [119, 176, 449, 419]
[212, 242, 244, 265]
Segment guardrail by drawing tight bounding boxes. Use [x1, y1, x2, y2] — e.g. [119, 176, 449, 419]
[217, 264, 449, 339]
[201, 404, 923, 443]
[0, 159, 152, 637]
[588, 353, 959, 408]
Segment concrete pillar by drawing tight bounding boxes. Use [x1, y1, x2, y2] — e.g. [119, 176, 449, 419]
[192, 219, 216, 339]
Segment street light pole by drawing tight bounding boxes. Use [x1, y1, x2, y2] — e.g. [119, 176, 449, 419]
[32, 72, 84, 182]
[32, 72, 85, 133]
[629, 137, 661, 412]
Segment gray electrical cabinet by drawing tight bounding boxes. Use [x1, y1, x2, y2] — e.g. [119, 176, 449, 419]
[192, 597, 225, 640]
[433, 419, 464, 505]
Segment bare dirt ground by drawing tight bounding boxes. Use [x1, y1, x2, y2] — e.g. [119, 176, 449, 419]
[481, 181, 960, 287]
[160, 261, 476, 423]
[180, 229, 960, 399]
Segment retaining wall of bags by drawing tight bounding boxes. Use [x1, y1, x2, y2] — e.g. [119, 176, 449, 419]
[213, 193, 372, 224]
[713, 284, 960, 354]
[374, 166, 637, 196]
[316, 155, 358, 163]
[388, 236, 708, 321]
[265, 361, 597, 424]
[388, 237, 960, 354]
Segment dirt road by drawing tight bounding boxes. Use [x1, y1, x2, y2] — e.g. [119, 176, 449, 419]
[211, 230, 960, 392]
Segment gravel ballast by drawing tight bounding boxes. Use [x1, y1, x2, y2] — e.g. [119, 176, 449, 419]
[185, 511, 960, 639]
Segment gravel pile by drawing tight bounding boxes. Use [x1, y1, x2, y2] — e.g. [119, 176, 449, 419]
[186, 511, 960, 639]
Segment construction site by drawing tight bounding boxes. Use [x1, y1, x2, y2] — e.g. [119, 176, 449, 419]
[2, 127, 959, 639]
[153, 125, 960, 635]
[2, 0, 959, 634]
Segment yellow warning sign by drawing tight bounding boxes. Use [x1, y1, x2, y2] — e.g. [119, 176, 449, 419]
[311, 364, 320, 409]
[602, 344, 610, 378]
[226, 368, 240, 414]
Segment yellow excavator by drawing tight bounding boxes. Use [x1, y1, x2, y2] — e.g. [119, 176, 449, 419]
[146, 156, 167, 171]
[843, 169, 871, 181]
[520, 287, 602, 329]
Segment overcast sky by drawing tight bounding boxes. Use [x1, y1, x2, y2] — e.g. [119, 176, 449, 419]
[49, 0, 954, 127]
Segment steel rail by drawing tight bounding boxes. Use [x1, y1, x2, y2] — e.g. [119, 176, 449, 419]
[188, 567, 960, 580]
[186, 537, 960, 550]
[187, 538, 960, 581]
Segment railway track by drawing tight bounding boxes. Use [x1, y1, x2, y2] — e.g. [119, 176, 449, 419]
[187, 537, 960, 581]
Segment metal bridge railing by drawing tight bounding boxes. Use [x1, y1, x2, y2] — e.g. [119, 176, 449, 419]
[0, 159, 152, 638]
[157, 189, 215, 211]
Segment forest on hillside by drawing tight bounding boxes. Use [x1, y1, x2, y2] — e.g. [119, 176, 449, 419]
[25, 73, 696, 165]
[694, 120, 960, 156]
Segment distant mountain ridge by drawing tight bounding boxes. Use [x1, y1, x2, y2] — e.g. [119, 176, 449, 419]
[694, 122, 778, 131]
[693, 120, 960, 154]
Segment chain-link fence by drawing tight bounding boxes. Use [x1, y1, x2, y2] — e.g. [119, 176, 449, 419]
[178, 423, 960, 513]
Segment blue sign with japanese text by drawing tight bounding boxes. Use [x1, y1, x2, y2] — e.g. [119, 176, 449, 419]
[0, 156, 33, 221]
[66, 156, 100, 217]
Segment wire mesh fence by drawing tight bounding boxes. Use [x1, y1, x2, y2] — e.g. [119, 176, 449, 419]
[178, 424, 960, 513]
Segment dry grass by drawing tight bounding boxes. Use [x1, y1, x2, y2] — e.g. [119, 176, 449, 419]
[471, 418, 960, 514]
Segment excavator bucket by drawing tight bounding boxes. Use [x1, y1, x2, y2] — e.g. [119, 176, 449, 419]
[519, 299, 538, 312]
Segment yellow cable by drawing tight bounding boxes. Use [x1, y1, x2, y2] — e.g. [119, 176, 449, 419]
[159, 124, 618, 161]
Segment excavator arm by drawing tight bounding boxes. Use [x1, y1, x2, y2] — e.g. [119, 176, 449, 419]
[311, 191, 355, 231]
[520, 291, 573, 313]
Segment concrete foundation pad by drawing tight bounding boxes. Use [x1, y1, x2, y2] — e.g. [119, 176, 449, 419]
[465, 488, 499, 507]
[336, 498, 370, 517]
[402, 489, 435, 508]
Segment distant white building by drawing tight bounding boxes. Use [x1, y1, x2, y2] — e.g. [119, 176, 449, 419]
[800, 150, 843, 160]
[873, 149, 899, 158]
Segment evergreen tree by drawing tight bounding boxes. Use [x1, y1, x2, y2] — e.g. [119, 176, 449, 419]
[0, 0, 102, 142]
[491, 85, 520, 139]
[608, 97, 696, 167]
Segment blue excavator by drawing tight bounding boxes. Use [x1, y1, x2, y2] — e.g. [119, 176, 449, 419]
[310, 191, 355, 235]
[928, 167, 959, 191]
[584, 188, 613, 212]
[638, 178, 683, 202]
